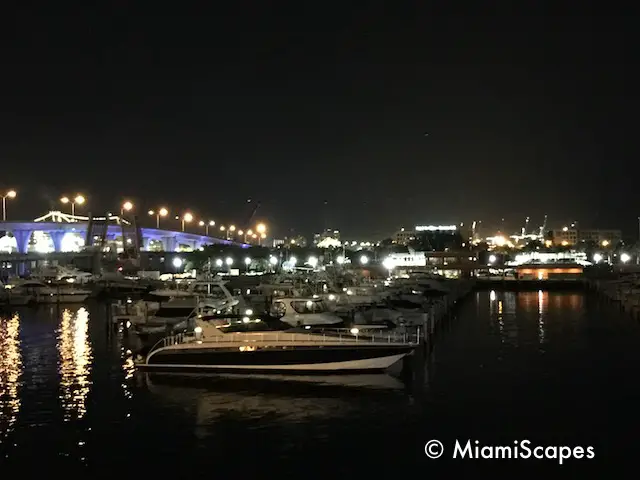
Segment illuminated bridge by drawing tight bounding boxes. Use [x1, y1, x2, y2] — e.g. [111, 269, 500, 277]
[0, 211, 247, 254]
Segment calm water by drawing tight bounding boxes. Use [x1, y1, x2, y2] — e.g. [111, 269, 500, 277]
[1, 291, 639, 474]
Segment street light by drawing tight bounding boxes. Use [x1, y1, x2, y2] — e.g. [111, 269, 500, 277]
[60, 194, 85, 218]
[2, 190, 16, 221]
[148, 207, 169, 228]
[225, 257, 233, 266]
[121, 201, 133, 217]
[182, 212, 193, 232]
[198, 220, 215, 235]
[256, 223, 266, 234]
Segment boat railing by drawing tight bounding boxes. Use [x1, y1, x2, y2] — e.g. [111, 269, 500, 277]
[188, 328, 421, 346]
[147, 332, 190, 356]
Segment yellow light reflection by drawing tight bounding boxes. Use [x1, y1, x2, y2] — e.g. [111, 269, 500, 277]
[538, 290, 547, 344]
[121, 347, 134, 402]
[58, 307, 92, 420]
[0, 313, 22, 435]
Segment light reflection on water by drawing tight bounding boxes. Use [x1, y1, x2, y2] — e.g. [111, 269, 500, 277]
[486, 291, 586, 348]
[57, 307, 92, 421]
[0, 312, 22, 437]
[143, 373, 414, 441]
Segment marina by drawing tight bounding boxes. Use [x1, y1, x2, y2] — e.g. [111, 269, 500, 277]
[2, 285, 639, 473]
[1, 3, 636, 473]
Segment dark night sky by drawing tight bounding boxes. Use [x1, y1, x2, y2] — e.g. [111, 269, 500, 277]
[2, 3, 638, 239]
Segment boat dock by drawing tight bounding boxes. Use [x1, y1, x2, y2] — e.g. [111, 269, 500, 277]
[587, 277, 640, 320]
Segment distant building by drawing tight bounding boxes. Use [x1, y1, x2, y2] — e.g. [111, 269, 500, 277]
[394, 225, 460, 246]
[313, 228, 340, 246]
[550, 228, 579, 246]
[551, 227, 622, 246]
[578, 229, 622, 246]
[394, 228, 416, 245]
[272, 239, 285, 247]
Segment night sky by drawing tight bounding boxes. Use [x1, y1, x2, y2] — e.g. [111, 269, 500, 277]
[2, 3, 637, 239]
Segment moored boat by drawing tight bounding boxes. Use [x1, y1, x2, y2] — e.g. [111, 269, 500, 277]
[136, 314, 417, 375]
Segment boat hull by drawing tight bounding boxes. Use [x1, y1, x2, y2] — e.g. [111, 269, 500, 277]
[140, 345, 413, 374]
[36, 294, 90, 304]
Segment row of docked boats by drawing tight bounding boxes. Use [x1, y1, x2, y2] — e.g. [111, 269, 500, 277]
[118, 270, 456, 375]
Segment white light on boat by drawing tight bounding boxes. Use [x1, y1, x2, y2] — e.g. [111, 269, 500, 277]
[172, 257, 183, 268]
[328, 294, 336, 301]
[490, 290, 496, 301]
[593, 253, 603, 263]
[255, 319, 261, 322]
[242, 316, 250, 323]
[194, 326, 203, 333]
[488, 255, 496, 264]
[305, 325, 311, 329]
[382, 257, 395, 271]
[225, 257, 233, 266]
[336, 255, 345, 264]
[346, 290, 353, 295]
[312, 294, 319, 298]
[307, 256, 318, 268]
[126, 321, 131, 328]
[269, 256, 278, 265]
[289, 256, 297, 266]
[350, 328, 359, 335]
[245, 309, 253, 315]
[306, 300, 313, 308]
[621, 253, 631, 263]
[215, 259, 223, 267]
[66, 278, 75, 283]
[360, 255, 368, 265]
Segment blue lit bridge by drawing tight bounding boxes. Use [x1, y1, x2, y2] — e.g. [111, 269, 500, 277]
[0, 210, 247, 254]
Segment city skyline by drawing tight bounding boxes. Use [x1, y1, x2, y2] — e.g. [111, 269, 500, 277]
[1, 187, 638, 243]
[3, 5, 637, 238]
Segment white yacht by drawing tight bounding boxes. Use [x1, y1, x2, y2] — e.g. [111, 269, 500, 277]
[150, 280, 241, 309]
[270, 297, 344, 328]
[4, 279, 91, 305]
[136, 315, 417, 374]
[31, 265, 94, 284]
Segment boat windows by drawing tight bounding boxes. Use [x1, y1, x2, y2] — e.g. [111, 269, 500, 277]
[290, 299, 327, 314]
[192, 283, 228, 300]
[270, 301, 287, 317]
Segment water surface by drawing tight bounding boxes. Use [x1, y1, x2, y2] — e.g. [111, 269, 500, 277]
[1, 291, 639, 474]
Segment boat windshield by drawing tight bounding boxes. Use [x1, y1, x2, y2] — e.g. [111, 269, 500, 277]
[192, 283, 228, 300]
[290, 299, 327, 314]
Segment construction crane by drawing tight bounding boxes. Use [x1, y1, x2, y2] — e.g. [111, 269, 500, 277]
[539, 214, 548, 238]
[521, 216, 530, 236]
[243, 199, 261, 230]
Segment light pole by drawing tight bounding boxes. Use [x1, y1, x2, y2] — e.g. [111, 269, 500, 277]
[198, 220, 215, 235]
[256, 223, 267, 246]
[2, 190, 16, 221]
[148, 207, 168, 228]
[60, 194, 85, 218]
[121, 201, 133, 217]
[182, 212, 193, 232]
